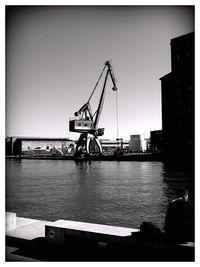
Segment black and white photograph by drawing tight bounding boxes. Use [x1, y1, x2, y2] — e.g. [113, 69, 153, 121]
[4, 3, 195, 262]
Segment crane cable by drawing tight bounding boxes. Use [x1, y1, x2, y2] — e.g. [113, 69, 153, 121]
[116, 89, 119, 139]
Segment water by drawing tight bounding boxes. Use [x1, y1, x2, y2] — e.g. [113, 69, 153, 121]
[6, 159, 194, 230]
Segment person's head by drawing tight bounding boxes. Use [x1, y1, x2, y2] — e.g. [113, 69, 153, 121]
[176, 187, 188, 201]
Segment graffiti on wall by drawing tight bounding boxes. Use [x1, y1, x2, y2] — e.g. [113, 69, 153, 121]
[22, 140, 75, 156]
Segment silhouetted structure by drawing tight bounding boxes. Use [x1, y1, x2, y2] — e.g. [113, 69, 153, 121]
[160, 32, 194, 167]
[150, 130, 163, 153]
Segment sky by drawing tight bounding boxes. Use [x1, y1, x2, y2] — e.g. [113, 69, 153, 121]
[6, 5, 194, 140]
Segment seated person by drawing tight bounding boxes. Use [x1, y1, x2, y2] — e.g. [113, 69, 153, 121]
[164, 187, 194, 242]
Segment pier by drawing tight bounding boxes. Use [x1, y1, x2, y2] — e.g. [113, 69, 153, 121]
[6, 212, 194, 261]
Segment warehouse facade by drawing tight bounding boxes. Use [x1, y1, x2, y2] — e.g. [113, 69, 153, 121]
[6, 137, 75, 156]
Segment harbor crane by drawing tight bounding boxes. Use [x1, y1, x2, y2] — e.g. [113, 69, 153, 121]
[69, 60, 118, 157]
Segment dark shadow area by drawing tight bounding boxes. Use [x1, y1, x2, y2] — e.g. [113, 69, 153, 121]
[6, 234, 194, 262]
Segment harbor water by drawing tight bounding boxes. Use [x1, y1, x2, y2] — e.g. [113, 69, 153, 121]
[6, 159, 194, 230]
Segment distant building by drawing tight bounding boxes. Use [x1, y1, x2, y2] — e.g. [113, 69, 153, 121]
[100, 139, 129, 155]
[6, 137, 75, 156]
[129, 135, 142, 152]
[145, 138, 151, 152]
[150, 130, 163, 152]
[160, 32, 194, 163]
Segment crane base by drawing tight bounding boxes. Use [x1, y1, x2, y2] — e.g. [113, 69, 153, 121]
[74, 133, 102, 157]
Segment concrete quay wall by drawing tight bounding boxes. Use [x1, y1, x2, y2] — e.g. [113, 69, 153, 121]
[5, 212, 194, 261]
[6, 212, 138, 244]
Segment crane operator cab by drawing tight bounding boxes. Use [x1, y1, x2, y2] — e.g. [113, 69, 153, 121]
[69, 60, 118, 157]
[69, 102, 104, 135]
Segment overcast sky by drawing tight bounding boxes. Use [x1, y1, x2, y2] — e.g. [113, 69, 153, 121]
[6, 6, 194, 140]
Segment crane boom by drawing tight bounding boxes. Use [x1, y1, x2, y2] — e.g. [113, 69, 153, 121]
[94, 69, 109, 128]
[105, 60, 118, 91]
[94, 61, 118, 129]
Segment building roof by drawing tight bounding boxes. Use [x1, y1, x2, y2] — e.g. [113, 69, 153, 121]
[170, 32, 194, 44]
[7, 136, 74, 141]
[159, 72, 172, 81]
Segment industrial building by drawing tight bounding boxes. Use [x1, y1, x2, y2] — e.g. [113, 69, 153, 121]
[160, 32, 194, 163]
[129, 134, 146, 153]
[6, 137, 75, 156]
[6, 137, 131, 156]
[100, 139, 129, 155]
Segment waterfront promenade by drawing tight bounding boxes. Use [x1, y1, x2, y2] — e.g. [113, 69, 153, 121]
[6, 212, 194, 261]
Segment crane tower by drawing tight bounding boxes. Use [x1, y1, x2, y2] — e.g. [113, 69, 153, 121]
[69, 61, 118, 157]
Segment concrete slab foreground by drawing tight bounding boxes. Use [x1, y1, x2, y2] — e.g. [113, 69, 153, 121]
[46, 219, 139, 236]
[5, 213, 194, 261]
[6, 213, 49, 241]
[45, 219, 139, 246]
